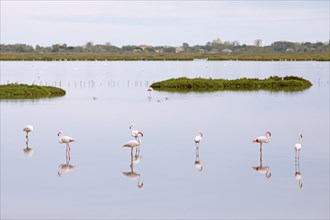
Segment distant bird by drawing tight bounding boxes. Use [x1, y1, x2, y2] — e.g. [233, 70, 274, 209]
[129, 124, 144, 142]
[295, 132, 303, 158]
[58, 131, 76, 149]
[252, 131, 271, 149]
[194, 131, 203, 145]
[147, 87, 153, 98]
[23, 125, 33, 139]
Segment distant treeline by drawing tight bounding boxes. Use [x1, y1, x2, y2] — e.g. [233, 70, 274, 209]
[1, 41, 329, 54]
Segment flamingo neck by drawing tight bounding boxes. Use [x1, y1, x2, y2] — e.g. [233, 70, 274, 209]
[266, 132, 270, 142]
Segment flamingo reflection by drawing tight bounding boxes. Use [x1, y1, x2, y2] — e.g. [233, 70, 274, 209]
[252, 144, 271, 179]
[58, 145, 76, 177]
[147, 86, 153, 100]
[23, 125, 33, 156]
[122, 146, 144, 188]
[194, 142, 203, 172]
[294, 132, 303, 189]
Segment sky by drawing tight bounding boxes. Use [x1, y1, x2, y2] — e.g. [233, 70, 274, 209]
[1, 0, 329, 47]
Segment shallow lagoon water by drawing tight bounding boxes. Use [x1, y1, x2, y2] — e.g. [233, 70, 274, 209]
[1, 61, 329, 219]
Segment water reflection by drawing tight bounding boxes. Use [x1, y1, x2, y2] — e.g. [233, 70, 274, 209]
[194, 143, 203, 172]
[147, 86, 153, 102]
[252, 144, 271, 179]
[58, 145, 76, 177]
[122, 147, 144, 189]
[23, 125, 33, 157]
[295, 132, 303, 189]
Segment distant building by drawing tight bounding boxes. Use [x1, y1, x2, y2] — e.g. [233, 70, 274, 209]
[175, 47, 184, 53]
[138, 45, 151, 50]
[222, 49, 233, 53]
[254, 39, 263, 47]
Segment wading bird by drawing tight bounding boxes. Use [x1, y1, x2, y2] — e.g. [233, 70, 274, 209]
[194, 131, 203, 146]
[23, 125, 34, 156]
[58, 131, 76, 149]
[23, 125, 33, 139]
[129, 124, 144, 143]
[252, 131, 271, 150]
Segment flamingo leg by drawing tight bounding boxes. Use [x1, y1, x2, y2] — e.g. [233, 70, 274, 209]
[259, 143, 263, 166]
[130, 148, 134, 169]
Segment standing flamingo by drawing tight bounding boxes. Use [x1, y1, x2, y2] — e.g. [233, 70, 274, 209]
[58, 131, 76, 149]
[295, 132, 303, 159]
[252, 131, 271, 150]
[194, 131, 203, 146]
[23, 125, 33, 156]
[129, 124, 144, 143]
[23, 125, 33, 139]
[122, 139, 141, 149]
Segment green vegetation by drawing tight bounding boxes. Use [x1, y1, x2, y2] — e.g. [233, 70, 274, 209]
[1, 40, 329, 61]
[0, 52, 328, 61]
[151, 76, 312, 92]
[0, 84, 66, 99]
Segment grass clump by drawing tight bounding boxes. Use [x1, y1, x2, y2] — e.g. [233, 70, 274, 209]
[0, 84, 66, 99]
[151, 76, 312, 92]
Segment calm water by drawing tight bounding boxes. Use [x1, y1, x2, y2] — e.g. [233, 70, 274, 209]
[1, 61, 329, 219]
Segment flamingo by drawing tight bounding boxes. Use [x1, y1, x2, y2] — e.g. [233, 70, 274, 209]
[23, 125, 33, 139]
[194, 131, 203, 146]
[23, 125, 33, 156]
[122, 139, 140, 149]
[129, 124, 144, 142]
[295, 132, 303, 159]
[58, 131, 76, 149]
[252, 131, 271, 150]
[147, 87, 153, 99]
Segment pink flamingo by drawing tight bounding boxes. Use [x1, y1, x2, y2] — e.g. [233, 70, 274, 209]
[58, 131, 76, 150]
[252, 131, 271, 150]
